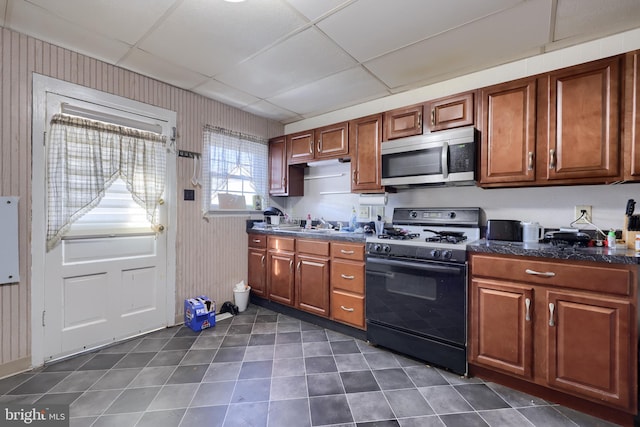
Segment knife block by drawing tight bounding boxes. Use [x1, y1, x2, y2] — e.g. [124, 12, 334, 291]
[623, 216, 640, 249]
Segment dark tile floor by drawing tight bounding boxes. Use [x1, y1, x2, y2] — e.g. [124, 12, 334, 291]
[0, 306, 622, 426]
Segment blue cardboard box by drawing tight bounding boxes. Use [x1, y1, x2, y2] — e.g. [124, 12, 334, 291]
[184, 296, 216, 332]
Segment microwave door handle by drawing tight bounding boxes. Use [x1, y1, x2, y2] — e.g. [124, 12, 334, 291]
[441, 141, 449, 179]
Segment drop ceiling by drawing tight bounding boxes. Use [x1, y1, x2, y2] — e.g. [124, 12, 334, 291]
[3, 0, 640, 124]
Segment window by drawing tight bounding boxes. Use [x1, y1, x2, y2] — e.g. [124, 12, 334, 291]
[202, 126, 268, 213]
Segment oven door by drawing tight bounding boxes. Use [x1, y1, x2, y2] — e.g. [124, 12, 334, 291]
[365, 256, 467, 346]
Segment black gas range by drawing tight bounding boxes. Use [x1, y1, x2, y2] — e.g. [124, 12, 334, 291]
[365, 207, 481, 375]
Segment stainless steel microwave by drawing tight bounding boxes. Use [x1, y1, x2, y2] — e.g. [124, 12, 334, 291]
[381, 126, 476, 187]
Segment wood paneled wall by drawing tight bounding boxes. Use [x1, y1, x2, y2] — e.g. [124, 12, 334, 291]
[0, 27, 283, 375]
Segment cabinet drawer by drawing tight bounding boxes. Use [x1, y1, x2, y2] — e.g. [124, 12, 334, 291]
[268, 236, 295, 252]
[331, 260, 364, 294]
[248, 234, 267, 249]
[331, 242, 365, 261]
[331, 290, 365, 329]
[297, 239, 330, 256]
[470, 254, 633, 297]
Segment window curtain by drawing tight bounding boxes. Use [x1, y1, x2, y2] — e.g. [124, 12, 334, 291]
[202, 125, 268, 213]
[46, 113, 166, 250]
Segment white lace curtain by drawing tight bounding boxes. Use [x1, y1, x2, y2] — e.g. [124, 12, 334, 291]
[46, 113, 166, 250]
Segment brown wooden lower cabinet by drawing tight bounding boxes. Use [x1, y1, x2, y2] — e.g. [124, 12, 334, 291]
[469, 253, 637, 425]
[248, 234, 366, 330]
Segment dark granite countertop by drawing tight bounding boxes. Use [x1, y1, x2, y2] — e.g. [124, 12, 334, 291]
[467, 239, 640, 265]
[247, 224, 367, 243]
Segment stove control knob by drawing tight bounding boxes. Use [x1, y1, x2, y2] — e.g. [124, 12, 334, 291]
[448, 211, 456, 219]
[409, 210, 418, 219]
[430, 249, 441, 258]
[373, 244, 382, 252]
[382, 245, 391, 253]
[443, 250, 453, 260]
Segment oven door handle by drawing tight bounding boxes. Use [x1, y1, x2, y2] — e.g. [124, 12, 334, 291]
[367, 257, 464, 275]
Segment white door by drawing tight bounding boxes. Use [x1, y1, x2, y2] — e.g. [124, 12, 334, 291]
[35, 86, 176, 362]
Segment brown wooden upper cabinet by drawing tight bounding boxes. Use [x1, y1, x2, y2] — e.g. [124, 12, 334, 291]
[479, 55, 623, 187]
[350, 114, 384, 193]
[269, 136, 303, 196]
[479, 77, 538, 185]
[425, 92, 475, 132]
[287, 122, 349, 165]
[624, 50, 640, 181]
[541, 56, 622, 183]
[383, 104, 423, 141]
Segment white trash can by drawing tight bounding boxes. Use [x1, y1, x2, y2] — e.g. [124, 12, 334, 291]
[233, 286, 251, 312]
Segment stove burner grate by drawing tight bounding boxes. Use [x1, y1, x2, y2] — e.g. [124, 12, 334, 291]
[425, 235, 468, 244]
[377, 233, 421, 240]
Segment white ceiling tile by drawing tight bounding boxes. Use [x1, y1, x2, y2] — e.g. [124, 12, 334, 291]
[6, 0, 131, 63]
[268, 67, 389, 116]
[317, 0, 525, 62]
[216, 27, 357, 99]
[284, 0, 352, 21]
[139, 0, 308, 77]
[555, 0, 640, 42]
[20, 0, 176, 45]
[243, 100, 301, 123]
[119, 48, 209, 90]
[193, 79, 261, 109]
[365, 0, 552, 89]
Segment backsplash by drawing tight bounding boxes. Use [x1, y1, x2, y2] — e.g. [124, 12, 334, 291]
[272, 162, 640, 233]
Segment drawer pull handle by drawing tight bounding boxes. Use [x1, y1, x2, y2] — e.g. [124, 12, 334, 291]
[525, 269, 555, 277]
[252, 239, 262, 243]
[289, 260, 293, 271]
[549, 149, 556, 169]
[525, 298, 531, 322]
[297, 261, 301, 273]
[527, 152, 534, 171]
[261, 255, 265, 267]
[548, 303, 555, 327]
[340, 305, 355, 312]
[341, 249, 355, 255]
[341, 274, 355, 280]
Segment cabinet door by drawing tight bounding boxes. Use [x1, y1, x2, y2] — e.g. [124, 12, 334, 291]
[269, 136, 287, 195]
[296, 254, 330, 317]
[624, 50, 640, 180]
[268, 251, 295, 306]
[546, 290, 633, 411]
[479, 77, 537, 185]
[469, 279, 534, 379]
[542, 56, 622, 182]
[288, 130, 315, 164]
[248, 248, 267, 298]
[383, 104, 423, 140]
[426, 92, 474, 132]
[350, 114, 383, 192]
[316, 122, 349, 159]
[269, 136, 303, 197]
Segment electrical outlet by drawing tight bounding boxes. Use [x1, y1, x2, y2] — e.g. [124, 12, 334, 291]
[574, 205, 592, 224]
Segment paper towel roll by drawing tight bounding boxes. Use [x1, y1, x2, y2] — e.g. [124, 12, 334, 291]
[358, 193, 387, 206]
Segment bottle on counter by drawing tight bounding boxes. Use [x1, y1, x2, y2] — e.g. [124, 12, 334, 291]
[305, 213, 312, 229]
[349, 207, 358, 231]
[607, 229, 616, 248]
[635, 234, 640, 252]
